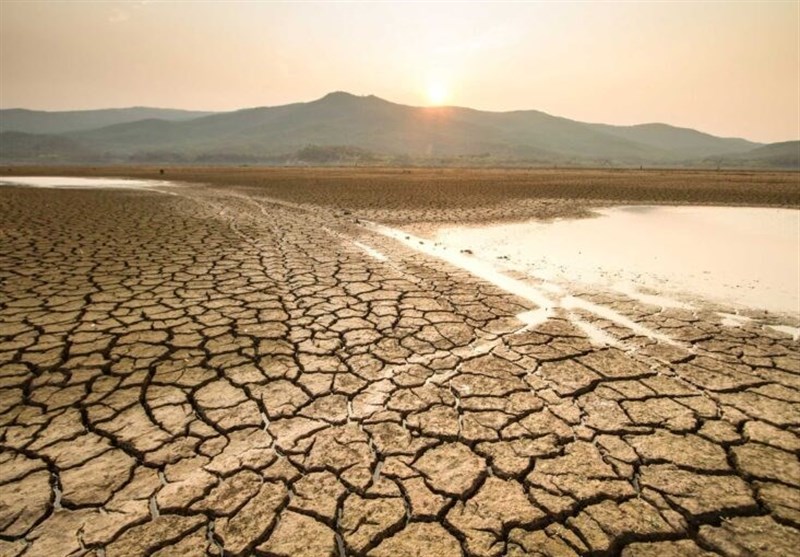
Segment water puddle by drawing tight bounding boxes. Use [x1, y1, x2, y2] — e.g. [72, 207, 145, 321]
[369, 205, 799, 346]
[434, 206, 800, 317]
[0, 176, 175, 192]
[367, 221, 680, 346]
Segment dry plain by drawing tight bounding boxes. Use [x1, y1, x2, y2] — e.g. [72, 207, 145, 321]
[0, 167, 799, 557]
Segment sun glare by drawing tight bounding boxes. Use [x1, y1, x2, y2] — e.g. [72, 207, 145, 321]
[427, 83, 449, 106]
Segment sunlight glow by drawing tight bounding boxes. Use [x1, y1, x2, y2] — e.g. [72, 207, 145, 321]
[427, 82, 450, 105]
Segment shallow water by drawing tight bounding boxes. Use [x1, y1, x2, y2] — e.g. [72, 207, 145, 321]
[0, 176, 172, 191]
[434, 205, 800, 316]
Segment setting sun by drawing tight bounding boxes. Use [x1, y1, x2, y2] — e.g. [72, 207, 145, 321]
[427, 82, 450, 106]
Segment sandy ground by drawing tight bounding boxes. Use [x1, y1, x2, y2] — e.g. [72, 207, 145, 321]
[0, 169, 799, 556]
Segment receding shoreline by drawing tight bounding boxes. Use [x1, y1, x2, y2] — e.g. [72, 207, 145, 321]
[1, 166, 798, 227]
[1, 172, 799, 555]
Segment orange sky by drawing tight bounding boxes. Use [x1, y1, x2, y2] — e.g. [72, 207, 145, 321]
[1, 1, 798, 143]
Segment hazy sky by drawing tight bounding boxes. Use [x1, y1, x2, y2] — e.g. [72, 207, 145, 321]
[1, 1, 798, 143]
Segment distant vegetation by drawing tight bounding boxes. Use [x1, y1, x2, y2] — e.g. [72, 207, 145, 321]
[293, 145, 378, 164]
[1, 92, 797, 169]
[0, 107, 213, 135]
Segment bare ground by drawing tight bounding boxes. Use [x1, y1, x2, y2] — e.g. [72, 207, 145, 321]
[0, 169, 799, 556]
[3, 166, 799, 225]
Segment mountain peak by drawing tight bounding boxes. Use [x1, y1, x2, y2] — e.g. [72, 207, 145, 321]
[322, 91, 357, 99]
[319, 91, 360, 102]
[3, 94, 786, 167]
[317, 91, 385, 105]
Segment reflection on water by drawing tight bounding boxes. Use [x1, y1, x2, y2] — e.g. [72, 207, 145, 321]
[435, 206, 800, 316]
[616, 205, 660, 214]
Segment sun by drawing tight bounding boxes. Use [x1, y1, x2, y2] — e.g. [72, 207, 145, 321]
[427, 83, 450, 106]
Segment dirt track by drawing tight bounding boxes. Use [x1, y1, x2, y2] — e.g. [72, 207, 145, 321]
[0, 173, 799, 556]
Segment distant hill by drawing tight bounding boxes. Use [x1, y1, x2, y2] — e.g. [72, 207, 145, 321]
[1, 92, 794, 168]
[710, 141, 800, 169]
[61, 93, 681, 162]
[0, 131, 94, 162]
[0, 107, 215, 135]
[588, 122, 757, 158]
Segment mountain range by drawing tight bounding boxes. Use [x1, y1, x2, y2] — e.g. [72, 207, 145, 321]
[1, 92, 797, 168]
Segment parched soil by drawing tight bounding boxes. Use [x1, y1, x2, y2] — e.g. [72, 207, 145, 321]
[0, 170, 799, 556]
[3, 166, 799, 227]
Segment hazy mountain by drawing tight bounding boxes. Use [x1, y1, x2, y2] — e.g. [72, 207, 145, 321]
[588, 122, 757, 158]
[0, 131, 94, 162]
[64, 93, 672, 161]
[0, 107, 216, 135]
[1, 92, 792, 167]
[711, 141, 800, 169]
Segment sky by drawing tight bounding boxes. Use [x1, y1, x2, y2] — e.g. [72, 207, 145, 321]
[0, 1, 798, 143]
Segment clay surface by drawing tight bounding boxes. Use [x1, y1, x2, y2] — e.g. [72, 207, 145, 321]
[0, 174, 798, 556]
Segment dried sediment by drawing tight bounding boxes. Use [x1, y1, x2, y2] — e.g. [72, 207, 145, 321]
[0, 181, 798, 556]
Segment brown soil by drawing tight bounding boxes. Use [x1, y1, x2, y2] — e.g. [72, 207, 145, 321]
[3, 166, 798, 226]
[0, 169, 798, 556]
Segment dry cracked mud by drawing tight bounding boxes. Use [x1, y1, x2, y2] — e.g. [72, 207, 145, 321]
[0, 180, 798, 557]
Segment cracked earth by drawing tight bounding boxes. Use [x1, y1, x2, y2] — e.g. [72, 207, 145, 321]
[0, 181, 798, 557]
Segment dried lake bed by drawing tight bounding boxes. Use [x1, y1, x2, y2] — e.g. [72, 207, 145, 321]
[0, 173, 798, 557]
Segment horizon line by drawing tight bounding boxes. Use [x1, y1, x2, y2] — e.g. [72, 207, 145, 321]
[2, 91, 799, 144]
